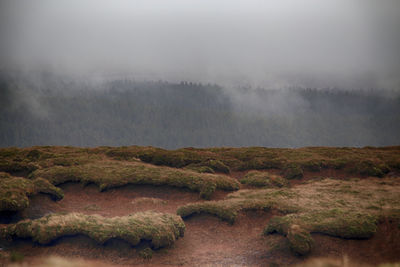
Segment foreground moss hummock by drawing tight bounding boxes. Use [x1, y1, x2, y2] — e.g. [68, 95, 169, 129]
[0, 211, 185, 249]
[0, 172, 63, 212]
[177, 178, 400, 255]
[31, 160, 239, 199]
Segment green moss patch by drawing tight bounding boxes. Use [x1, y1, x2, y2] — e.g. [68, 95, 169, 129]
[240, 171, 288, 188]
[0, 172, 63, 212]
[31, 160, 239, 199]
[0, 211, 185, 249]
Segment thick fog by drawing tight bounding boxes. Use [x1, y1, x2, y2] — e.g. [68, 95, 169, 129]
[1, 0, 400, 88]
[1, 0, 400, 148]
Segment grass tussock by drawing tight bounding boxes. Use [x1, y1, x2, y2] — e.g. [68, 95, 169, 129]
[0, 211, 185, 249]
[177, 178, 400, 254]
[30, 160, 239, 199]
[0, 172, 63, 212]
[240, 170, 288, 188]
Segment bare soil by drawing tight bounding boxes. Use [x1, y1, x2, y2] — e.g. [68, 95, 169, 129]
[1, 173, 400, 266]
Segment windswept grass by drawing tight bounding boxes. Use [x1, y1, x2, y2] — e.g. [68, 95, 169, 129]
[177, 178, 400, 255]
[0, 211, 185, 249]
[30, 160, 239, 199]
[0, 172, 63, 212]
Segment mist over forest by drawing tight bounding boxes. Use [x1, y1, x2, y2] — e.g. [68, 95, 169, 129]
[1, 0, 400, 148]
[1, 71, 399, 148]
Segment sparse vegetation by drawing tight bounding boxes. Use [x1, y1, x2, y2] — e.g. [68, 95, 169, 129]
[0, 172, 63, 212]
[0, 211, 185, 249]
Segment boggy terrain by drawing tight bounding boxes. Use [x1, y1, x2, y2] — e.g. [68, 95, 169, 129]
[0, 146, 400, 266]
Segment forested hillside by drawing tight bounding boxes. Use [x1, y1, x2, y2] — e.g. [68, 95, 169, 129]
[1, 72, 399, 148]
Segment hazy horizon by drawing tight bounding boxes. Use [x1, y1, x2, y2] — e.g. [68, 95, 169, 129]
[1, 0, 400, 89]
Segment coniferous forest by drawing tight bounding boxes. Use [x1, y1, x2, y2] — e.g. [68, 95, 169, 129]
[1, 71, 399, 148]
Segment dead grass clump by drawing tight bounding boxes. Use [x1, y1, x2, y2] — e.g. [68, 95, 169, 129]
[31, 161, 239, 199]
[1, 211, 185, 249]
[0, 173, 63, 212]
[240, 170, 288, 188]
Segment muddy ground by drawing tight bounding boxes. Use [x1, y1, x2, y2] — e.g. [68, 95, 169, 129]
[1, 171, 400, 267]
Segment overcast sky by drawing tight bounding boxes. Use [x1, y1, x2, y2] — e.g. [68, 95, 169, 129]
[1, 0, 399, 88]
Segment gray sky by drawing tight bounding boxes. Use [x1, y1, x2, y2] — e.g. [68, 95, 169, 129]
[1, 0, 399, 88]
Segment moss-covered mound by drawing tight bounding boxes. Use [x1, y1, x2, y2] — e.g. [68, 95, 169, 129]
[0, 172, 63, 212]
[240, 170, 288, 188]
[177, 189, 299, 224]
[287, 224, 314, 255]
[264, 209, 378, 239]
[137, 148, 231, 173]
[177, 178, 400, 254]
[31, 161, 239, 199]
[126, 146, 400, 177]
[1, 211, 185, 249]
[2, 146, 399, 179]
